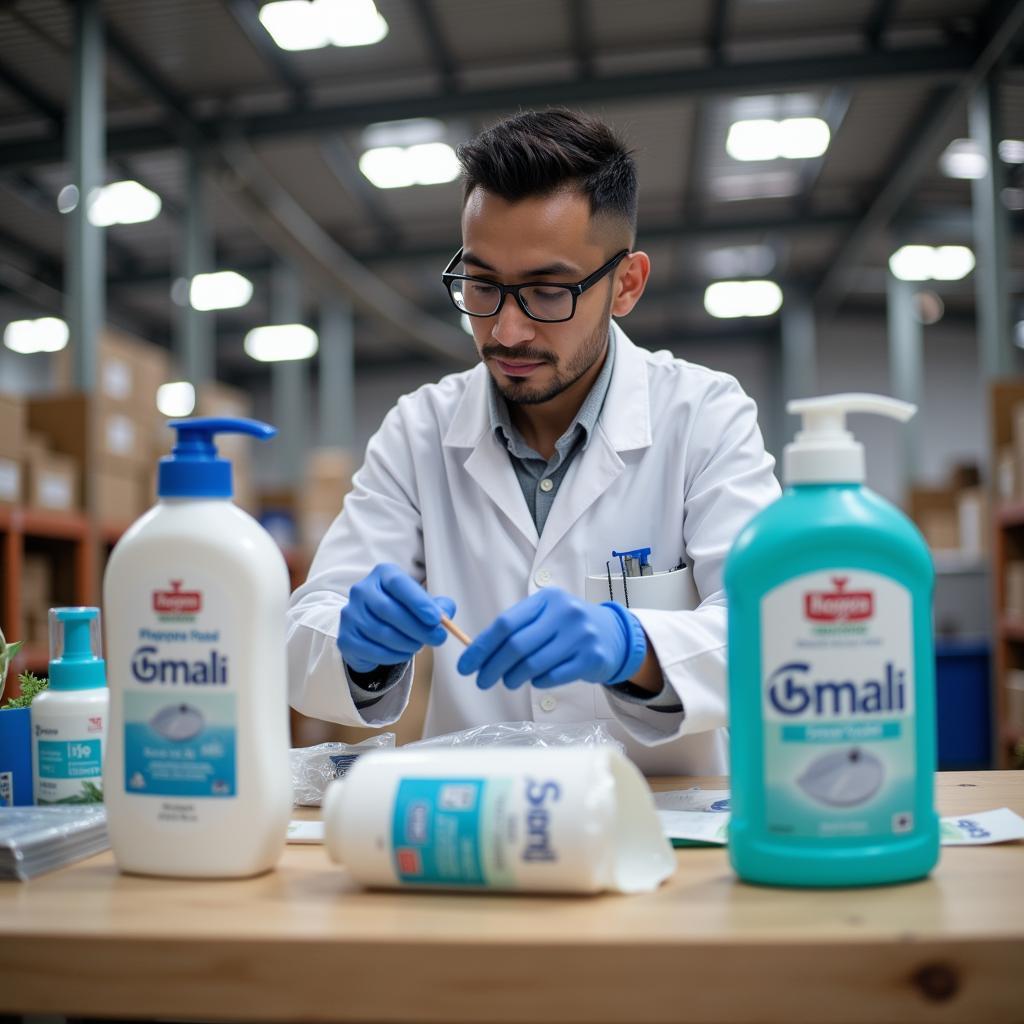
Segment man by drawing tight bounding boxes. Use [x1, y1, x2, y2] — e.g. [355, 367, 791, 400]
[287, 109, 780, 774]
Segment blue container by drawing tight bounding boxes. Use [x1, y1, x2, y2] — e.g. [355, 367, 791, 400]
[0, 708, 33, 806]
[935, 640, 991, 769]
[724, 395, 940, 888]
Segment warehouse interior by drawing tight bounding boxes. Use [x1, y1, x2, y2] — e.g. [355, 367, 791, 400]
[0, 0, 1021, 767]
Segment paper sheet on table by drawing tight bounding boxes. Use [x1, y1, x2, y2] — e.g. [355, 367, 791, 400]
[653, 789, 1024, 848]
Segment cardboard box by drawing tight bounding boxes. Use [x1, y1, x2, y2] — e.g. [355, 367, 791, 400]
[54, 328, 171, 417]
[24, 446, 78, 513]
[1006, 562, 1024, 618]
[298, 448, 355, 550]
[909, 487, 960, 553]
[28, 395, 152, 503]
[0, 456, 21, 504]
[94, 467, 148, 526]
[0, 394, 25, 458]
[22, 554, 49, 614]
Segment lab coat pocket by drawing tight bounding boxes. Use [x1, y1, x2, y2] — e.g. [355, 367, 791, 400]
[585, 563, 700, 718]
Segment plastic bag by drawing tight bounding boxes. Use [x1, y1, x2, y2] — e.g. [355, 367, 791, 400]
[406, 720, 625, 753]
[290, 734, 395, 806]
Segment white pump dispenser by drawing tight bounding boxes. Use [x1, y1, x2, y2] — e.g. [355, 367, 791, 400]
[784, 393, 916, 485]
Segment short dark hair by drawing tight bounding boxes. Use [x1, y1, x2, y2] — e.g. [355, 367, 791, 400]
[457, 108, 637, 235]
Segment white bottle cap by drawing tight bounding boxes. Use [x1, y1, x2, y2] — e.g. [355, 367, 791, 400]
[784, 393, 916, 485]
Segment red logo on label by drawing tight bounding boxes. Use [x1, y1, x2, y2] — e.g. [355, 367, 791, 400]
[87, 716, 103, 733]
[153, 580, 202, 615]
[396, 848, 422, 876]
[804, 577, 873, 622]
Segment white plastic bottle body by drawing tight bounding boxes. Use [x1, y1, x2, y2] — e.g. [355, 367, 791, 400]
[31, 688, 108, 804]
[102, 499, 292, 877]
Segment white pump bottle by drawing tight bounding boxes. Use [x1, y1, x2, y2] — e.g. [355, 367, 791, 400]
[102, 417, 292, 877]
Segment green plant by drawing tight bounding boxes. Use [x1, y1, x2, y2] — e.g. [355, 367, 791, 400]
[1, 671, 49, 710]
[0, 630, 23, 701]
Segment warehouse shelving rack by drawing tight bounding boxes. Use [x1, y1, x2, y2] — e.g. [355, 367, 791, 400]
[990, 381, 1024, 769]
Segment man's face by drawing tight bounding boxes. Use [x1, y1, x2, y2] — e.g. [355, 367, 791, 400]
[459, 188, 628, 406]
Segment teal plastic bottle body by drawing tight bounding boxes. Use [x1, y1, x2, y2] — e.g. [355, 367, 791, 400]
[724, 483, 939, 887]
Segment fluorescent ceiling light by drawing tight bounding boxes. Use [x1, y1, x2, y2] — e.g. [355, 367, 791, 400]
[359, 142, 459, 188]
[156, 381, 196, 418]
[3, 316, 69, 354]
[189, 271, 254, 311]
[258, 1, 329, 49]
[888, 244, 974, 282]
[319, 0, 388, 46]
[244, 324, 319, 362]
[777, 117, 831, 159]
[1003, 187, 1024, 211]
[56, 184, 79, 214]
[931, 245, 975, 281]
[88, 180, 162, 226]
[999, 138, 1024, 164]
[258, 0, 387, 51]
[710, 170, 800, 202]
[888, 244, 934, 281]
[704, 244, 776, 279]
[704, 280, 783, 319]
[939, 139, 987, 180]
[726, 117, 829, 162]
[362, 118, 446, 149]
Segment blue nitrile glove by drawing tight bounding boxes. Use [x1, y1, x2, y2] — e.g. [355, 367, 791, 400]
[338, 563, 456, 674]
[456, 587, 646, 690]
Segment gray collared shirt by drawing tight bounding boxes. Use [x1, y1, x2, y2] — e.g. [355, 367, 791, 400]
[486, 330, 616, 535]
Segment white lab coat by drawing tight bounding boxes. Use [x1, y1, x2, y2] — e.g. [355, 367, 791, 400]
[287, 324, 781, 774]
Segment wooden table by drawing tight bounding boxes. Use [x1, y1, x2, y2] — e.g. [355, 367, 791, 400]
[1, 771, 1022, 1024]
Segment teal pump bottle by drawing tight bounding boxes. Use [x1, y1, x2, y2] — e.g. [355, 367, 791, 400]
[724, 394, 939, 887]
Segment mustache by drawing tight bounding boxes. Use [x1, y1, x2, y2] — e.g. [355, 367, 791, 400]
[481, 344, 556, 364]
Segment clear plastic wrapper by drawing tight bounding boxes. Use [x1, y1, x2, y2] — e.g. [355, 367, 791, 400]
[407, 720, 626, 753]
[290, 734, 396, 806]
[0, 805, 108, 880]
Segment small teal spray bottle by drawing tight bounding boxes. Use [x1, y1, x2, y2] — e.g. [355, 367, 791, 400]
[724, 394, 939, 887]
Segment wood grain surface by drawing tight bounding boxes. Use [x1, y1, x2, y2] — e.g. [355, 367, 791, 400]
[0, 771, 1022, 1023]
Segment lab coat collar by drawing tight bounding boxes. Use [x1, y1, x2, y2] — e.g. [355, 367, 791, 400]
[443, 323, 651, 553]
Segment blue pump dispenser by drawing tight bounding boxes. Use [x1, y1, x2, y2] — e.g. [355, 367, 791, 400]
[48, 607, 106, 692]
[159, 417, 277, 499]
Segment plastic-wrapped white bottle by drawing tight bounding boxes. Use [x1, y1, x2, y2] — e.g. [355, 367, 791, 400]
[102, 417, 292, 877]
[31, 607, 108, 805]
[323, 747, 676, 894]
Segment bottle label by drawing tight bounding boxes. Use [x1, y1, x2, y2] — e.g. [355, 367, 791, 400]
[390, 776, 539, 888]
[33, 713, 105, 804]
[122, 576, 237, 799]
[759, 570, 916, 838]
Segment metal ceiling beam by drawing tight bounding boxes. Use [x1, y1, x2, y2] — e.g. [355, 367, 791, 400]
[567, 0, 595, 80]
[222, 0, 310, 103]
[218, 137, 470, 364]
[408, 0, 459, 93]
[319, 135, 403, 249]
[0, 44, 979, 169]
[864, 0, 898, 51]
[0, 58, 64, 126]
[796, 85, 853, 208]
[683, 1, 730, 224]
[101, 14, 199, 145]
[815, 0, 1024, 313]
[103, 209, 862, 288]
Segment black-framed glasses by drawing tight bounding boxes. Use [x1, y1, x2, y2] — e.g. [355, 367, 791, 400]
[442, 247, 629, 324]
